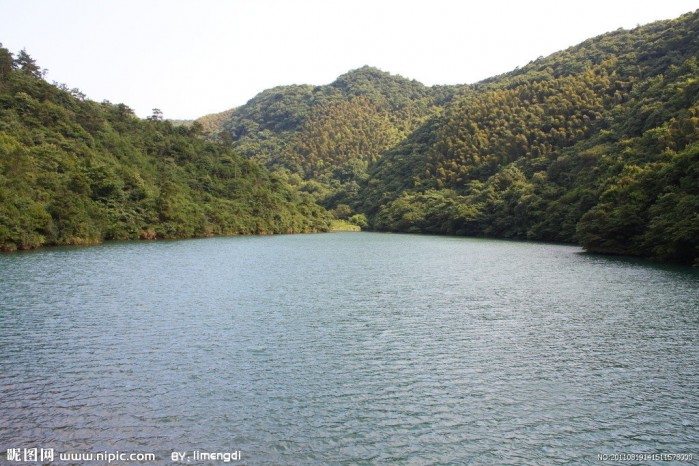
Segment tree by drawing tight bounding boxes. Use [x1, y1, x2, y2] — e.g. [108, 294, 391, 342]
[0, 44, 14, 82]
[14, 49, 41, 78]
[148, 108, 164, 121]
[332, 204, 352, 220]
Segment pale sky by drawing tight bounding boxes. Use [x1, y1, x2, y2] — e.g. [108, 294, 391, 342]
[2, 0, 697, 119]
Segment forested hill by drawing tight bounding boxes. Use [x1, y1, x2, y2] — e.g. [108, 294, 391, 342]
[359, 10, 699, 265]
[198, 66, 463, 157]
[196, 67, 466, 219]
[0, 46, 331, 251]
[201, 10, 698, 265]
[3, 10, 698, 264]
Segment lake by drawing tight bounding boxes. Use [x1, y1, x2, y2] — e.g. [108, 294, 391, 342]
[1, 232, 697, 464]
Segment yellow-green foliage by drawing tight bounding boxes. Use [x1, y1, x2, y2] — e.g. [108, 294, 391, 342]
[288, 97, 400, 178]
[330, 220, 361, 232]
[427, 68, 613, 186]
[196, 66, 466, 212]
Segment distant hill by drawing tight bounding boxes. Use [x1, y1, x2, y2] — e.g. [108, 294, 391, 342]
[195, 108, 235, 136]
[196, 66, 467, 214]
[199, 66, 463, 147]
[0, 45, 331, 251]
[198, 11, 699, 265]
[168, 119, 194, 127]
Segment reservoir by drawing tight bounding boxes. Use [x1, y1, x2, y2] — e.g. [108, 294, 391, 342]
[1, 232, 697, 464]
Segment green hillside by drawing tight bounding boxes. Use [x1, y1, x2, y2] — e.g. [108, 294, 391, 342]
[3, 9, 698, 265]
[196, 66, 466, 217]
[200, 10, 698, 265]
[358, 10, 699, 265]
[0, 45, 331, 251]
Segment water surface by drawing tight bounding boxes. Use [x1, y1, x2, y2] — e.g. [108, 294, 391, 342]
[1, 233, 697, 464]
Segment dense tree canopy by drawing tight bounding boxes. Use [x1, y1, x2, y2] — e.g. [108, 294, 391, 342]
[3, 9, 698, 265]
[197, 66, 466, 216]
[199, 10, 699, 265]
[356, 11, 699, 266]
[0, 47, 331, 251]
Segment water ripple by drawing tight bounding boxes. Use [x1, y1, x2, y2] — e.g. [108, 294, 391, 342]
[1, 233, 698, 464]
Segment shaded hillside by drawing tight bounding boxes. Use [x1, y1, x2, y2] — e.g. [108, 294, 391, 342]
[358, 10, 699, 265]
[0, 45, 331, 251]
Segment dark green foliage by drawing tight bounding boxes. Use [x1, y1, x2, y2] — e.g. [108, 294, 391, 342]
[0, 47, 331, 251]
[576, 143, 699, 264]
[0, 44, 13, 84]
[14, 49, 42, 78]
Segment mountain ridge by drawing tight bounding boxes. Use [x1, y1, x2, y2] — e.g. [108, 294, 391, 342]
[1, 10, 697, 264]
[197, 10, 699, 265]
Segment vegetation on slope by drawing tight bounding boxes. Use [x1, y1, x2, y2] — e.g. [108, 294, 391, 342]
[197, 66, 466, 226]
[4, 9, 698, 265]
[193, 11, 698, 265]
[193, 10, 699, 264]
[0, 45, 331, 251]
[357, 11, 699, 265]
